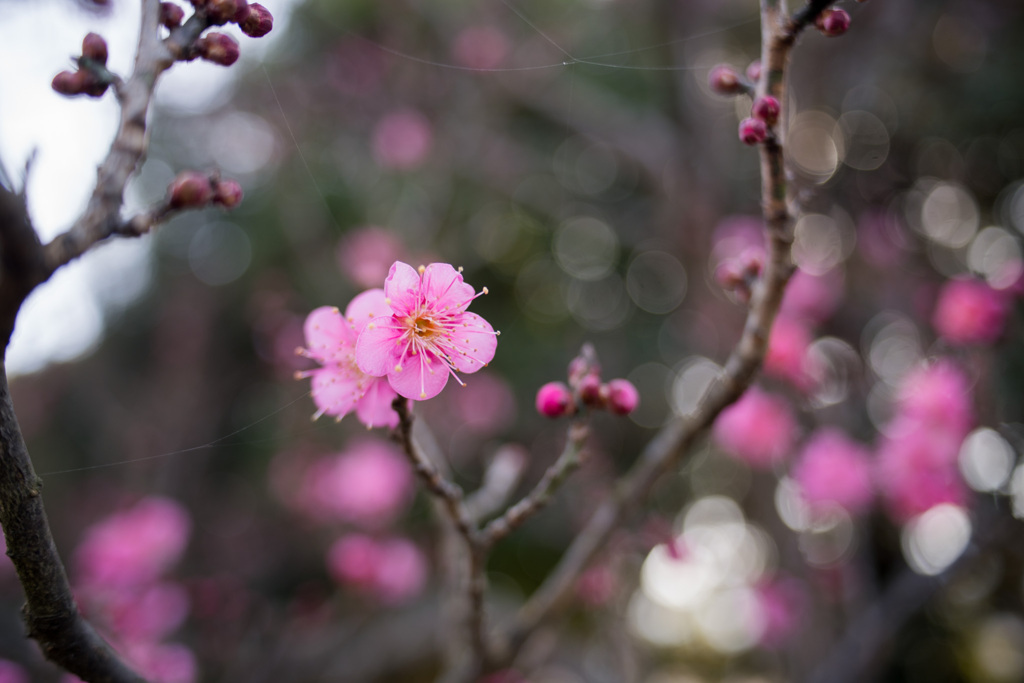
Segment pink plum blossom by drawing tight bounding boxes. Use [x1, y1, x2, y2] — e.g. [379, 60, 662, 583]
[792, 428, 874, 514]
[337, 227, 406, 290]
[74, 497, 191, 590]
[297, 289, 399, 429]
[356, 262, 498, 400]
[327, 534, 427, 604]
[932, 278, 1010, 346]
[372, 110, 433, 170]
[712, 387, 796, 468]
[301, 438, 413, 526]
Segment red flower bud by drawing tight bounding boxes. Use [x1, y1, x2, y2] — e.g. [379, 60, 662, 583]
[708, 64, 743, 95]
[213, 179, 244, 208]
[752, 95, 781, 126]
[738, 117, 767, 145]
[169, 171, 214, 208]
[536, 382, 574, 418]
[238, 3, 273, 38]
[196, 32, 240, 66]
[52, 70, 85, 96]
[82, 33, 108, 65]
[606, 379, 639, 416]
[206, 0, 245, 25]
[816, 9, 851, 37]
[160, 2, 185, 28]
[578, 374, 604, 408]
[746, 60, 762, 84]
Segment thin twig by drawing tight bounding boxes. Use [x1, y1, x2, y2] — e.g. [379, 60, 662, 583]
[481, 419, 589, 547]
[493, 0, 836, 663]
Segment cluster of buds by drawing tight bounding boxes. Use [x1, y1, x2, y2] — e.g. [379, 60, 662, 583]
[715, 247, 765, 303]
[51, 33, 112, 98]
[186, 0, 274, 37]
[738, 94, 781, 146]
[167, 171, 243, 210]
[535, 344, 639, 419]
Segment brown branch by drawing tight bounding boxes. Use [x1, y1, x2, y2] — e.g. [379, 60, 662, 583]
[392, 399, 493, 673]
[493, 0, 806, 662]
[480, 419, 588, 547]
[42, 3, 209, 276]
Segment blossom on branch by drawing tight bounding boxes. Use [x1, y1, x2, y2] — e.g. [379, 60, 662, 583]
[356, 262, 498, 400]
[297, 290, 400, 429]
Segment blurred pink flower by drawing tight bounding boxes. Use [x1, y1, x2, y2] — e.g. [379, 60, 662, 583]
[576, 565, 616, 607]
[327, 534, 427, 604]
[792, 428, 874, 514]
[755, 577, 805, 648]
[302, 438, 413, 526]
[337, 227, 406, 289]
[895, 360, 973, 442]
[764, 316, 819, 391]
[452, 26, 510, 70]
[780, 267, 844, 323]
[356, 262, 498, 400]
[372, 109, 433, 170]
[372, 538, 428, 604]
[297, 290, 400, 429]
[122, 642, 197, 683]
[108, 582, 190, 644]
[712, 387, 796, 468]
[875, 424, 968, 523]
[74, 497, 190, 590]
[932, 278, 1010, 346]
[0, 660, 28, 683]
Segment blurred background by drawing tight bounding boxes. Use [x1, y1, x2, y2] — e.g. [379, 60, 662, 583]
[2, 0, 1024, 681]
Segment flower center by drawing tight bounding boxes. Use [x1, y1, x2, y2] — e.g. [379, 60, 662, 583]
[409, 315, 441, 341]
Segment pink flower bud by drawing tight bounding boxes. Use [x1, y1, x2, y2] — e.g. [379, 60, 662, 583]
[578, 373, 604, 408]
[196, 32, 240, 66]
[82, 33, 108, 65]
[606, 379, 639, 416]
[213, 179, 243, 208]
[746, 60, 762, 83]
[738, 117, 768, 145]
[206, 0, 245, 25]
[238, 2, 273, 38]
[708, 64, 743, 95]
[52, 70, 85, 96]
[168, 171, 214, 208]
[752, 95, 781, 126]
[536, 382, 574, 418]
[160, 2, 185, 28]
[816, 9, 851, 37]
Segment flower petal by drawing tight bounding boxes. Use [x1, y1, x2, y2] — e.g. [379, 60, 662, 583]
[345, 288, 392, 335]
[304, 306, 354, 364]
[388, 350, 449, 400]
[449, 312, 497, 374]
[355, 318, 404, 377]
[311, 367, 363, 418]
[356, 379, 400, 429]
[421, 263, 474, 312]
[384, 262, 422, 316]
